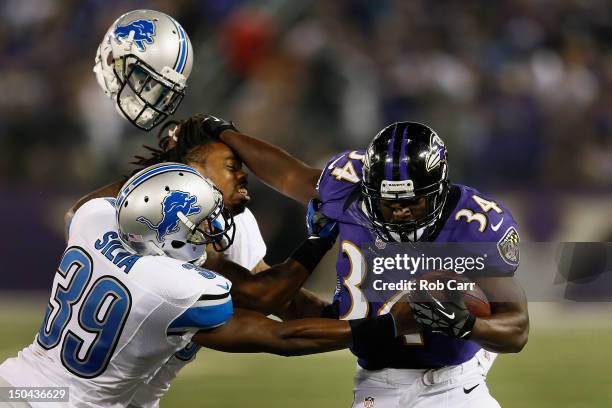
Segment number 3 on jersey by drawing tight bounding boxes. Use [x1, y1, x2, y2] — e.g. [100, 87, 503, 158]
[455, 195, 502, 232]
[339, 241, 423, 345]
[339, 241, 369, 320]
[37, 246, 132, 378]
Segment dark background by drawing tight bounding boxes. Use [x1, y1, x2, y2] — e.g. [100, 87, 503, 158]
[1, 0, 611, 289]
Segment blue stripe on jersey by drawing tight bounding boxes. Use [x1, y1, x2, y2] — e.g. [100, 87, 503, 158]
[116, 165, 199, 209]
[169, 298, 233, 330]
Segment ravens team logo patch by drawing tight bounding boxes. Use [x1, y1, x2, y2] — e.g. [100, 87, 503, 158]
[497, 226, 520, 266]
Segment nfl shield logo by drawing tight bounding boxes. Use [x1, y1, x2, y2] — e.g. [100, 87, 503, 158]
[364, 397, 375, 408]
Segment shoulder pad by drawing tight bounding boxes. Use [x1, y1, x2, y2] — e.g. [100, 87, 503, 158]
[317, 151, 366, 203]
[130, 257, 232, 307]
[168, 263, 233, 331]
[447, 185, 520, 273]
[69, 198, 117, 239]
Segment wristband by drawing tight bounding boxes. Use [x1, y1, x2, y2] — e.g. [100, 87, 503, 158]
[460, 314, 476, 339]
[320, 302, 340, 319]
[349, 314, 397, 345]
[289, 236, 336, 273]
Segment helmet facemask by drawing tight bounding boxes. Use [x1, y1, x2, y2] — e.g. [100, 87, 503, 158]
[94, 10, 194, 131]
[113, 54, 185, 131]
[363, 181, 449, 242]
[361, 121, 450, 243]
[182, 197, 236, 252]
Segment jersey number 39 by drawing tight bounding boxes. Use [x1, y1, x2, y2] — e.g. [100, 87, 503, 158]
[37, 246, 132, 378]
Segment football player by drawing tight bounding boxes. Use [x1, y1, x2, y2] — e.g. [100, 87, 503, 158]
[94, 10, 193, 131]
[65, 117, 331, 407]
[209, 119, 529, 407]
[88, 11, 328, 405]
[0, 163, 417, 407]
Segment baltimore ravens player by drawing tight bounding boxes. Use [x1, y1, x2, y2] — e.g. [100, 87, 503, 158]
[209, 119, 529, 407]
[94, 9, 193, 131]
[0, 163, 416, 407]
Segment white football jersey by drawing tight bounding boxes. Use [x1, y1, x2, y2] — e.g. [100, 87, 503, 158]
[130, 207, 267, 407]
[0, 199, 233, 408]
[223, 208, 267, 271]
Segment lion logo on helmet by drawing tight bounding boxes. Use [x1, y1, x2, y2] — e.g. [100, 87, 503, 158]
[114, 19, 156, 52]
[137, 191, 201, 243]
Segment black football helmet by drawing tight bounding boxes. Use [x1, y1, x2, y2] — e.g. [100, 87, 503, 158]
[362, 122, 449, 241]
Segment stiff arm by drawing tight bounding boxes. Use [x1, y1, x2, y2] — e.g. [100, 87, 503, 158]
[193, 301, 418, 356]
[220, 130, 321, 205]
[192, 308, 351, 356]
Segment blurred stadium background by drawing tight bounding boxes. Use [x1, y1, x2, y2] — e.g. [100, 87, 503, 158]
[1, 0, 612, 406]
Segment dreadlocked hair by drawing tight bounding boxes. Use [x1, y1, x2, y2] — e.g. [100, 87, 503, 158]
[131, 114, 220, 175]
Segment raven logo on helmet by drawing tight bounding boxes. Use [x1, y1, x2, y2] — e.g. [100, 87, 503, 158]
[137, 191, 201, 243]
[425, 133, 446, 172]
[114, 19, 156, 52]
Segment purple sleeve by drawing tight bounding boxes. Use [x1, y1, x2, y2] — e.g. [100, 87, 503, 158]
[317, 150, 365, 222]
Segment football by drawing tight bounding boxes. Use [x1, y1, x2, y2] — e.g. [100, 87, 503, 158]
[410, 270, 491, 317]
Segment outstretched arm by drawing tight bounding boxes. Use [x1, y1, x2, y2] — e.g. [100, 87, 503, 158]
[206, 236, 335, 316]
[192, 304, 419, 357]
[219, 129, 321, 205]
[192, 308, 352, 356]
[275, 288, 332, 320]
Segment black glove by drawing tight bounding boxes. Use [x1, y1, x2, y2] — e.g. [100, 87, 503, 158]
[408, 289, 475, 339]
[200, 115, 237, 139]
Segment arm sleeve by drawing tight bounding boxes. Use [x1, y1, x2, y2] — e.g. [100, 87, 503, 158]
[168, 293, 233, 331]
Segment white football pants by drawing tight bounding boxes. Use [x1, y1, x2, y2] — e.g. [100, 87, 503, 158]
[351, 350, 499, 408]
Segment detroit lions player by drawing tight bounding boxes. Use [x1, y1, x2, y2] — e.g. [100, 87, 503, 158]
[211, 119, 529, 407]
[94, 10, 193, 131]
[68, 115, 336, 406]
[0, 163, 416, 407]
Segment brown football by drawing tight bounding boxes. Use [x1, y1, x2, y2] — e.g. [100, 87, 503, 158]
[409, 270, 491, 317]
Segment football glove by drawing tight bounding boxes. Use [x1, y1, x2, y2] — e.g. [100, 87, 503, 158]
[306, 198, 338, 240]
[200, 115, 237, 139]
[408, 289, 475, 339]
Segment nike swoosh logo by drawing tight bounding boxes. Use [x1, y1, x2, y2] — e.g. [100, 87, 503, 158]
[217, 283, 230, 291]
[439, 309, 455, 319]
[429, 297, 455, 319]
[463, 384, 480, 394]
[491, 218, 504, 232]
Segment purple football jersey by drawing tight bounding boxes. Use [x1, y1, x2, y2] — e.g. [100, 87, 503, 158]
[317, 150, 520, 369]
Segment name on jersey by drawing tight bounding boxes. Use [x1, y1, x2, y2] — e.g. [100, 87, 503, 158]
[94, 231, 140, 273]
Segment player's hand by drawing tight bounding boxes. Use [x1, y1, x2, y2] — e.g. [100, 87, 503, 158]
[306, 198, 338, 240]
[200, 115, 238, 139]
[408, 289, 475, 339]
[389, 297, 421, 335]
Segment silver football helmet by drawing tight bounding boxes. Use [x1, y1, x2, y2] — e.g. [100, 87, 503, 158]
[116, 163, 235, 265]
[94, 10, 194, 131]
